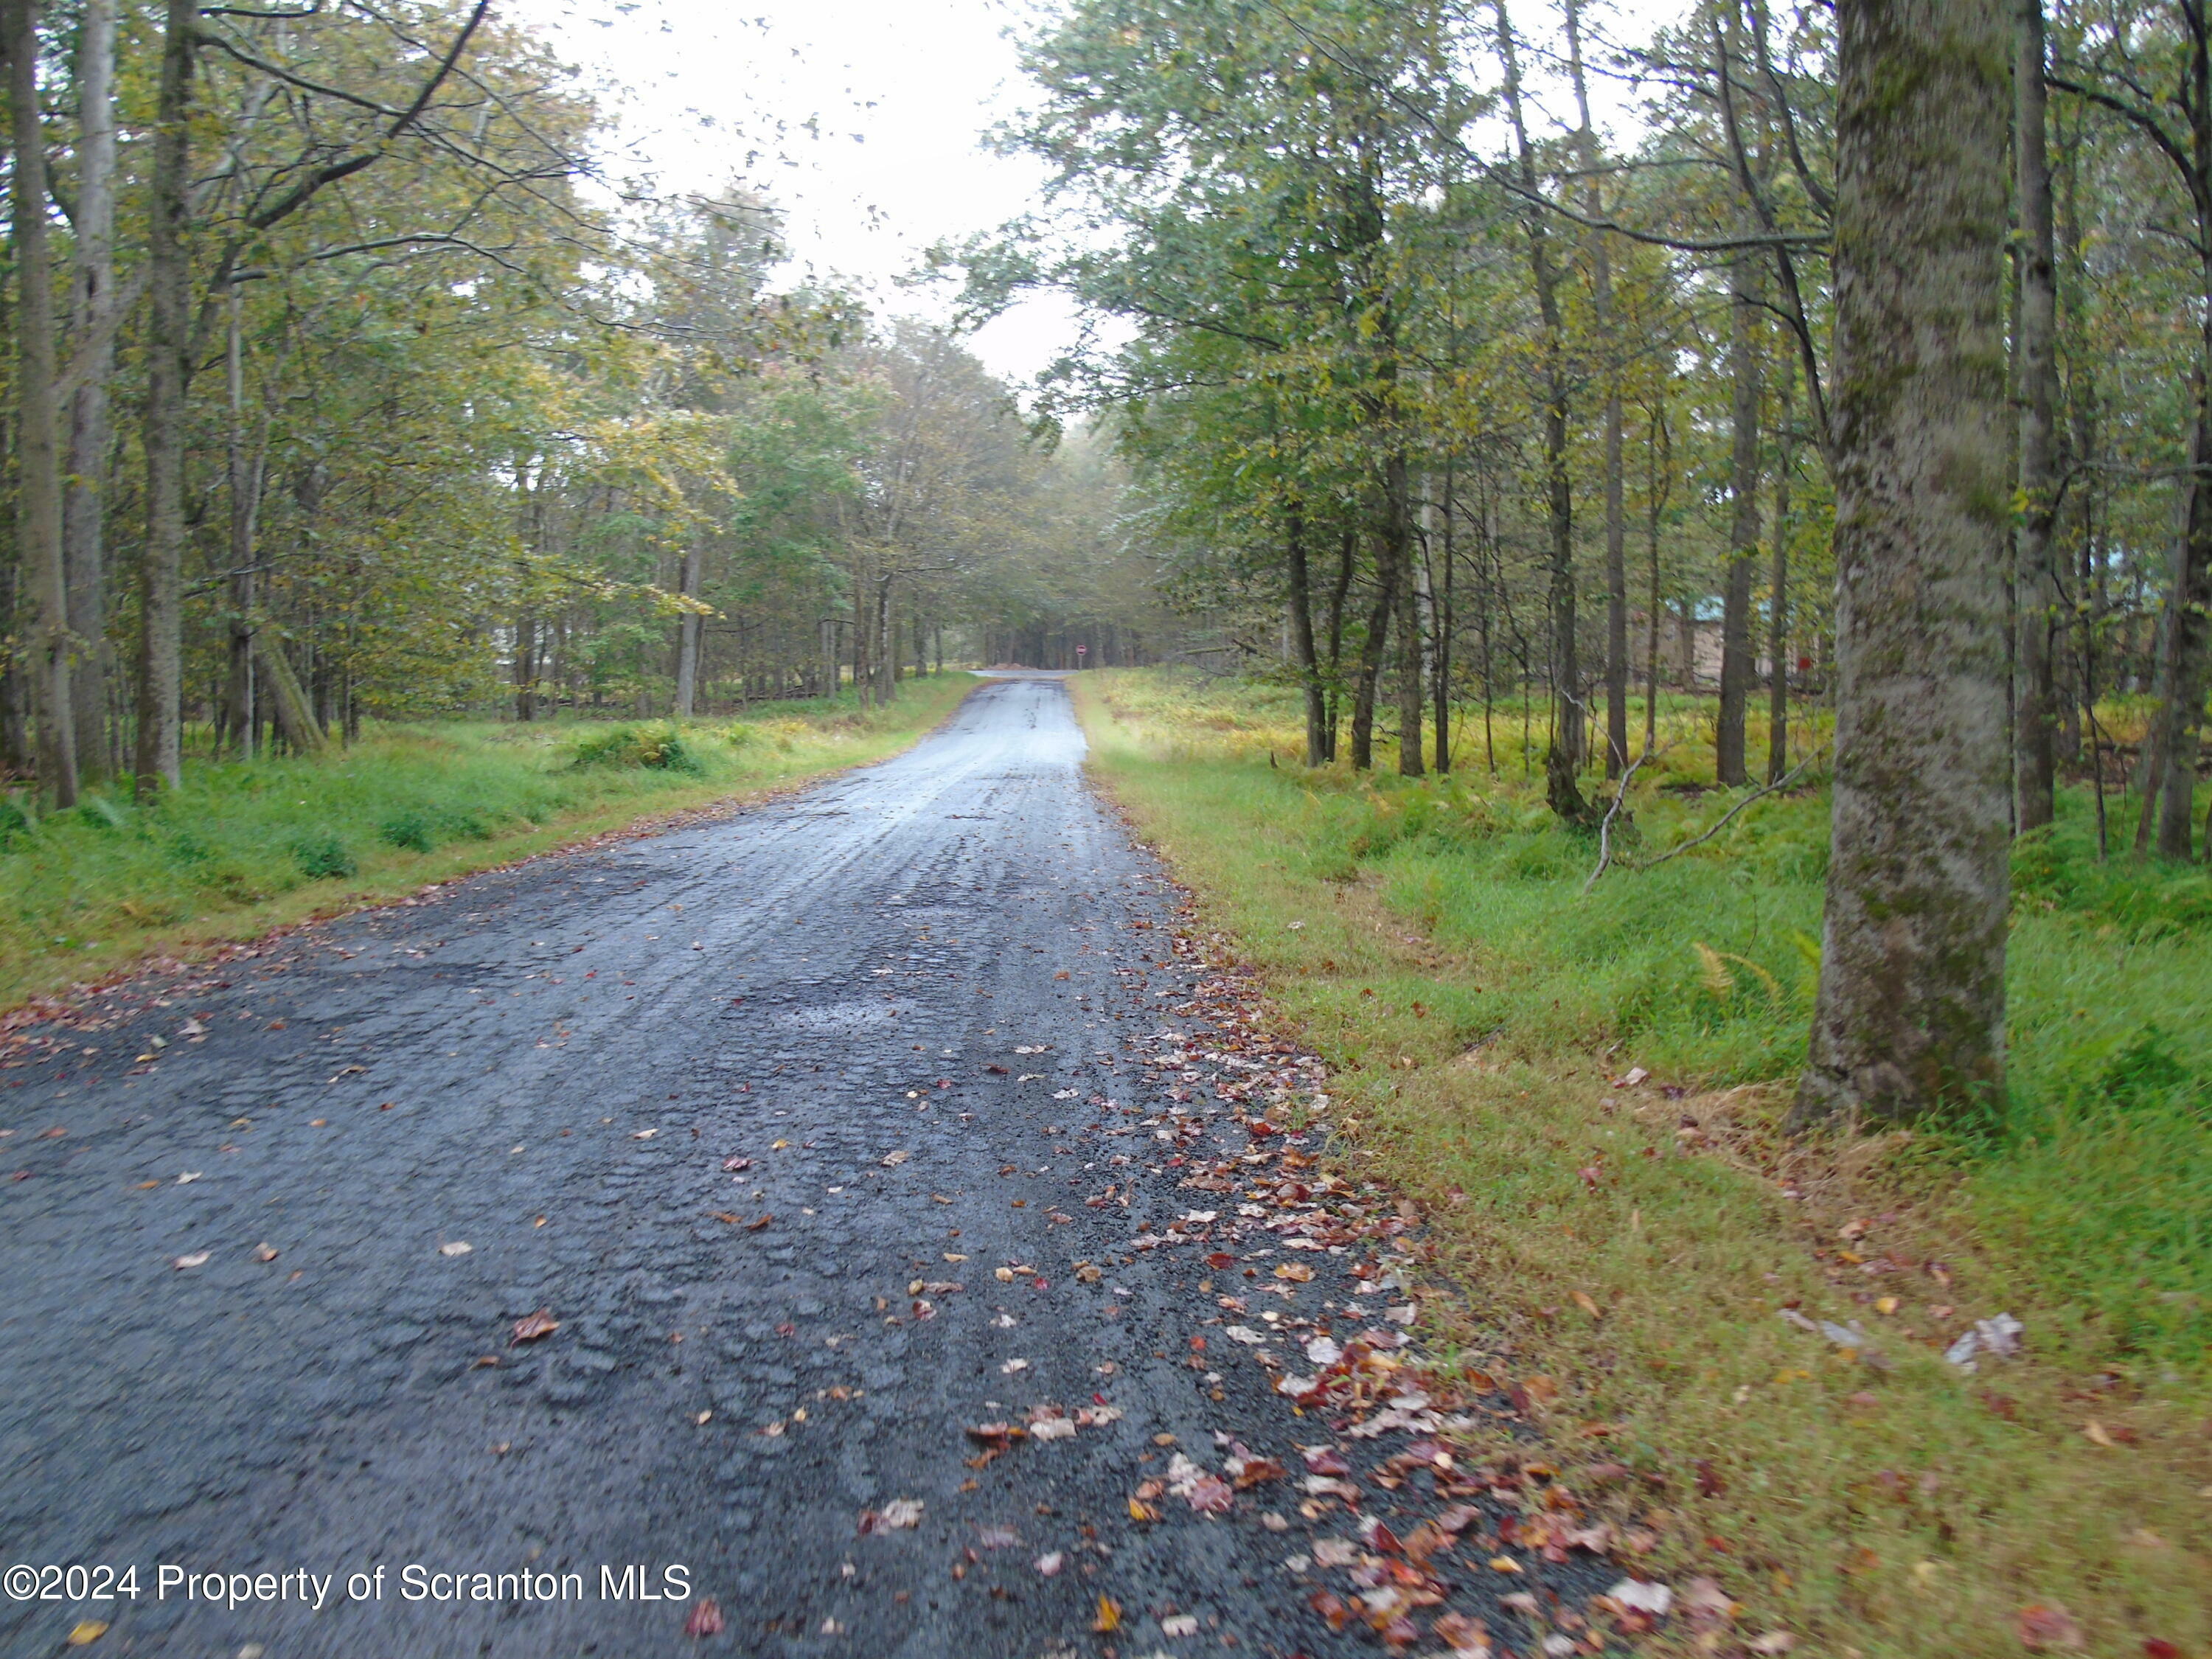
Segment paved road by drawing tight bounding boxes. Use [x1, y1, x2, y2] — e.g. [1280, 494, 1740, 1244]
[2, 679, 1583, 1659]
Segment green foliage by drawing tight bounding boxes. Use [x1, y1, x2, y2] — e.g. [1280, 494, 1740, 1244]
[567, 723, 706, 773]
[1092, 669, 2212, 1366]
[291, 832, 358, 880]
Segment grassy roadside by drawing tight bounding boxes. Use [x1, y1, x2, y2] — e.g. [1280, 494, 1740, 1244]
[1073, 667, 2210, 1659]
[0, 675, 975, 1012]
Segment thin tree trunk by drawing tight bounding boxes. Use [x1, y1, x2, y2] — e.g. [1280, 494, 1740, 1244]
[9, 0, 77, 804]
[134, 0, 195, 796]
[1644, 400, 1672, 754]
[63, 0, 116, 782]
[1285, 501, 1325, 766]
[1389, 452, 1423, 776]
[222, 283, 257, 756]
[1496, 0, 1586, 818]
[1793, 0, 2013, 1129]
[1567, 0, 1628, 778]
[1348, 552, 1394, 772]
[2013, 0, 2060, 831]
[674, 546, 703, 717]
[1324, 526, 1352, 761]
[1718, 243, 1764, 787]
[1433, 463, 1453, 773]
[1767, 350, 1797, 782]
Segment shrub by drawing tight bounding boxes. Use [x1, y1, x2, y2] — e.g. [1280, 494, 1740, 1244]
[378, 810, 437, 852]
[567, 723, 705, 773]
[292, 832, 357, 880]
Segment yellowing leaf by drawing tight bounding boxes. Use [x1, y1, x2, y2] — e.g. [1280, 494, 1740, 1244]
[1092, 1594, 1122, 1632]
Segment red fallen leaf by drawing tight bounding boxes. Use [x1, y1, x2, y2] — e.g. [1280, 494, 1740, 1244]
[1696, 1459, 1727, 1497]
[1308, 1590, 1353, 1632]
[1247, 1119, 1280, 1138]
[1231, 1457, 1287, 1489]
[1186, 1474, 1235, 1514]
[1380, 1614, 1420, 1648]
[510, 1310, 560, 1344]
[1433, 1505, 1481, 1535]
[684, 1596, 725, 1638]
[2015, 1603, 2082, 1650]
[775, 1321, 796, 1338]
[745, 1214, 773, 1231]
[987, 1064, 1009, 1074]
[2144, 1642, 2183, 1658]
[1207, 1252, 1237, 1270]
[1369, 1521, 1402, 1554]
[1303, 1447, 1352, 1476]
[1578, 1164, 1603, 1191]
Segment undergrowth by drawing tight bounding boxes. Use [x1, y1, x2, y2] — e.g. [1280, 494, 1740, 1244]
[1075, 667, 2210, 1659]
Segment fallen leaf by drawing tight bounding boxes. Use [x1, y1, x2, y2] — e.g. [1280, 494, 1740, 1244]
[511, 1309, 560, 1344]
[882, 1150, 911, 1167]
[251, 1242, 279, 1263]
[176, 1171, 201, 1184]
[1001, 1357, 1029, 1374]
[1186, 1473, 1235, 1514]
[632, 1129, 657, 1140]
[1274, 1262, 1313, 1283]
[2014, 1602, 2081, 1651]
[439, 1241, 473, 1256]
[1034, 1551, 1063, 1576]
[1091, 1595, 1121, 1634]
[745, 1214, 772, 1231]
[173, 1252, 210, 1270]
[65, 1621, 108, 1646]
[721, 1155, 753, 1172]
[1162, 1613, 1199, 1636]
[683, 1596, 726, 1638]
[857, 1498, 924, 1533]
[1748, 1636, 1798, 1657]
[1609, 1579, 1673, 1616]
[1572, 1290, 1602, 1318]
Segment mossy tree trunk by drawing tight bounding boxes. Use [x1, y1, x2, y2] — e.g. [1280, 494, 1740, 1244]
[1792, 0, 2014, 1130]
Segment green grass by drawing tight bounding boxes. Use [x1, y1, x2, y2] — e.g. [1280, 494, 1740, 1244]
[1074, 667, 2211, 1659]
[0, 676, 975, 1009]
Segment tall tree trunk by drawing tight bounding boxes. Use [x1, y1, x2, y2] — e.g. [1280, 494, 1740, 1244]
[874, 577, 896, 703]
[2155, 360, 2212, 859]
[674, 546, 703, 718]
[63, 0, 116, 782]
[1433, 464, 1453, 773]
[1389, 453, 1423, 776]
[1644, 400, 1672, 754]
[221, 283, 258, 755]
[1495, 0, 1586, 818]
[1566, 0, 1628, 778]
[133, 0, 195, 796]
[1285, 501, 1325, 766]
[1718, 245, 1764, 787]
[1324, 526, 1352, 761]
[1767, 350, 1797, 782]
[1793, 0, 2013, 1129]
[2013, 0, 2060, 831]
[9, 0, 77, 805]
[1348, 548, 1394, 772]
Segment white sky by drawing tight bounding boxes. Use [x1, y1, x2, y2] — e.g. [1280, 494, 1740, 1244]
[507, 0, 1683, 386]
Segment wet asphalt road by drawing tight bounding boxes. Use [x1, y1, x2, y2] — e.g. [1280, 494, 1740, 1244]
[1, 678, 1583, 1659]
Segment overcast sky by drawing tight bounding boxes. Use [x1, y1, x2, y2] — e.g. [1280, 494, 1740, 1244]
[507, 0, 1677, 385]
